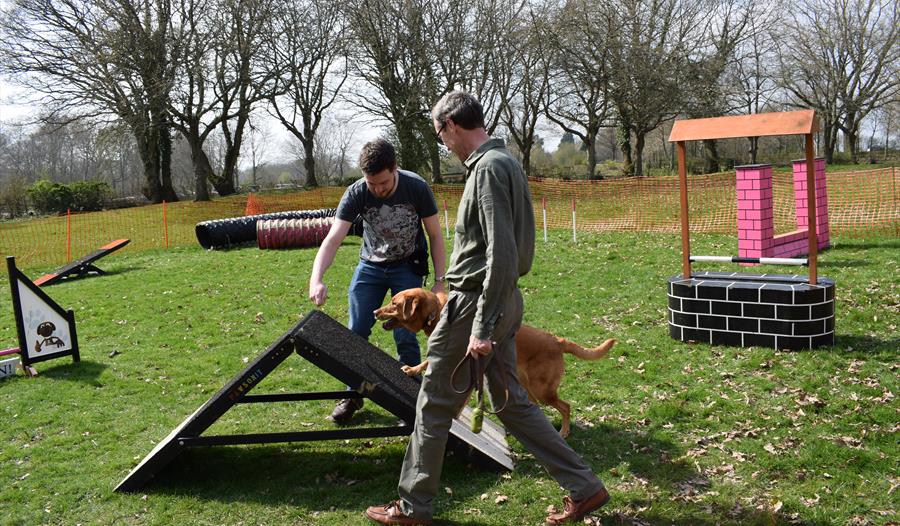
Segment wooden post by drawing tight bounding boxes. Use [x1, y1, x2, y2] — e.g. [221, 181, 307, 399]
[542, 197, 547, 242]
[571, 197, 577, 243]
[676, 141, 691, 279]
[805, 135, 817, 285]
[443, 200, 449, 239]
[66, 208, 72, 262]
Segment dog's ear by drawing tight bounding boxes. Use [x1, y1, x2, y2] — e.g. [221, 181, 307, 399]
[402, 296, 419, 321]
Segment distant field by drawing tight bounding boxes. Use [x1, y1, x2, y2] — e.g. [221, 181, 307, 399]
[1, 167, 897, 270]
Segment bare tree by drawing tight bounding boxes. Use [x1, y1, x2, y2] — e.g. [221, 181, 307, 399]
[542, 0, 612, 180]
[167, 0, 221, 201]
[602, 0, 706, 176]
[0, 0, 181, 202]
[265, 0, 348, 188]
[501, 8, 550, 178]
[683, 0, 753, 173]
[345, 0, 474, 182]
[779, 0, 899, 164]
[460, 0, 524, 135]
[728, 5, 780, 163]
[309, 114, 359, 185]
[211, 0, 282, 195]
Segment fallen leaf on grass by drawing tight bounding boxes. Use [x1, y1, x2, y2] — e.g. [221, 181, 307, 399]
[494, 495, 508, 505]
[800, 494, 820, 507]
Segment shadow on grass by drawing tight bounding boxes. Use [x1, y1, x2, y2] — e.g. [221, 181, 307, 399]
[38, 265, 145, 285]
[829, 239, 900, 251]
[835, 334, 900, 355]
[138, 421, 831, 526]
[37, 359, 106, 386]
[817, 259, 871, 268]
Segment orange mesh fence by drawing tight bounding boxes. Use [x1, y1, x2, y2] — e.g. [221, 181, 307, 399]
[1, 167, 896, 271]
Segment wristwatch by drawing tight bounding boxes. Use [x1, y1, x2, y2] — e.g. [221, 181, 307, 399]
[434, 275, 446, 283]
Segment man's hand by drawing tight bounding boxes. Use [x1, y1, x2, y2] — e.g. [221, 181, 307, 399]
[309, 281, 328, 306]
[430, 281, 446, 295]
[467, 335, 493, 357]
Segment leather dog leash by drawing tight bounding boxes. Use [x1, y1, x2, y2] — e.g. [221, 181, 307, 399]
[450, 348, 509, 433]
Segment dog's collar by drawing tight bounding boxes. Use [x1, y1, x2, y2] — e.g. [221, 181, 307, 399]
[424, 312, 438, 333]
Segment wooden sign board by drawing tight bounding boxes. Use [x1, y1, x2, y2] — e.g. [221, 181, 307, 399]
[6, 257, 80, 368]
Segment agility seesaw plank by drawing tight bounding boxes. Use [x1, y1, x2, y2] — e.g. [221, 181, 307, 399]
[115, 310, 512, 493]
[34, 239, 130, 286]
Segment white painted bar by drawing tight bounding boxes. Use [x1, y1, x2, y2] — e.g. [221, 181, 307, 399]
[690, 255, 809, 266]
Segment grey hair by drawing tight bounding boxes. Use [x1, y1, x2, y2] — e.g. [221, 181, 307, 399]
[431, 90, 485, 130]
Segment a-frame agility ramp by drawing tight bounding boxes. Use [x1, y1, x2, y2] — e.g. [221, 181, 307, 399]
[116, 310, 512, 492]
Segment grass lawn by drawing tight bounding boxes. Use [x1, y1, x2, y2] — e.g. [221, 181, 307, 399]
[0, 231, 896, 525]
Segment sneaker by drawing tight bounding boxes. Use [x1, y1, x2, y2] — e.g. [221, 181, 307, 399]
[331, 398, 364, 424]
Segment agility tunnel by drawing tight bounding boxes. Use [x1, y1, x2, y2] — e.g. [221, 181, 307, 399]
[195, 209, 336, 249]
[256, 216, 334, 249]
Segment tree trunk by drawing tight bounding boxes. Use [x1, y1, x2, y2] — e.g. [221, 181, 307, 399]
[186, 134, 212, 201]
[633, 133, 645, 177]
[133, 123, 163, 203]
[213, 114, 248, 196]
[429, 141, 442, 184]
[521, 139, 533, 178]
[702, 139, 719, 173]
[844, 127, 859, 164]
[303, 138, 318, 188]
[748, 136, 759, 164]
[158, 120, 178, 202]
[618, 125, 633, 176]
[396, 123, 422, 174]
[821, 121, 836, 164]
[585, 132, 601, 180]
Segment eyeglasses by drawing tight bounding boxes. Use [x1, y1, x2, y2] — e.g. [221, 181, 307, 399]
[436, 120, 448, 145]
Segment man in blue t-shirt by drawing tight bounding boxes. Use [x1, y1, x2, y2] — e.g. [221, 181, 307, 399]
[309, 138, 446, 423]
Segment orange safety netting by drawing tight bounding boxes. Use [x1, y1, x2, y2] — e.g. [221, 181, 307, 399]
[2, 167, 897, 271]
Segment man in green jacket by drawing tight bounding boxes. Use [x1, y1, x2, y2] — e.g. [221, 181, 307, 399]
[365, 91, 610, 525]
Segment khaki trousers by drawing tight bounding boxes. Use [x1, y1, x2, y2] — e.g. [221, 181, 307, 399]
[397, 288, 605, 519]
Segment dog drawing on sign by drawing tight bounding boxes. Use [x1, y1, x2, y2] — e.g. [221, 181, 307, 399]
[374, 288, 616, 438]
[35, 321, 64, 353]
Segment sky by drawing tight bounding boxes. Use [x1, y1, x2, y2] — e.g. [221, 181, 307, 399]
[1, 76, 563, 168]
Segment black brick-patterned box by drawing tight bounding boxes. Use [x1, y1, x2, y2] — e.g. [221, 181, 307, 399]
[667, 271, 835, 350]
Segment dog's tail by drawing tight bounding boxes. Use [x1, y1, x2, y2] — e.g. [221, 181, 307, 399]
[562, 338, 616, 361]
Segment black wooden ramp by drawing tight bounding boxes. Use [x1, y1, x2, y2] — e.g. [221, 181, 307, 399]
[34, 239, 130, 286]
[115, 310, 512, 493]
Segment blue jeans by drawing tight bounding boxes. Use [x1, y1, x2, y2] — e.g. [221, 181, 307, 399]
[348, 260, 423, 367]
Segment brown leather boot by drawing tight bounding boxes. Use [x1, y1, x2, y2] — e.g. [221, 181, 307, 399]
[545, 487, 610, 524]
[365, 500, 432, 525]
[330, 398, 363, 424]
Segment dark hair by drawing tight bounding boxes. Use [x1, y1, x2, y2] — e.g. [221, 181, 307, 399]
[431, 91, 485, 130]
[358, 138, 397, 175]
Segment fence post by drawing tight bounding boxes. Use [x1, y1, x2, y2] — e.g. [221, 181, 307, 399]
[443, 200, 450, 239]
[542, 197, 547, 242]
[163, 200, 169, 249]
[66, 208, 71, 262]
[571, 197, 577, 243]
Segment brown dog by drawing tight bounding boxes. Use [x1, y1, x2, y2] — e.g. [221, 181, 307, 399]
[374, 288, 616, 438]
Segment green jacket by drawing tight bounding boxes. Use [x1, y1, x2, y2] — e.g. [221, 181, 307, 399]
[446, 138, 535, 339]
